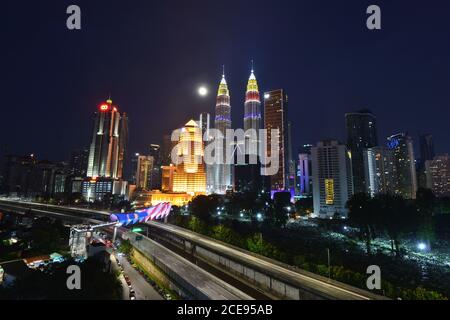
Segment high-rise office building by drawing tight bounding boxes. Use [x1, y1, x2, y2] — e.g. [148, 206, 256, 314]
[417, 134, 435, 189]
[311, 140, 354, 218]
[148, 144, 161, 190]
[129, 153, 140, 185]
[84, 99, 128, 202]
[135, 155, 154, 190]
[161, 134, 174, 166]
[363, 146, 395, 197]
[387, 133, 418, 199]
[199, 113, 215, 194]
[425, 154, 450, 198]
[287, 121, 296, 195]
[199, 113, 211, 141]
[420, 134, 435, 162]
[264, 89, 289, 192]
[345, 110, 378, 194]
[70, 149, 89, 177]
[173, 120, 206, 195]
[297, 144, 313, 197]
[244, 67, 261, 155]
[161, 164, 176, 192]
[233, 67, 264, 194]
[86, 99, 128, 179]
[212, 72, 232, 194]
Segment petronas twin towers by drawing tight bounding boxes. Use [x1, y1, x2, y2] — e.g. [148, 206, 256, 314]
[209, 65, 262, 195]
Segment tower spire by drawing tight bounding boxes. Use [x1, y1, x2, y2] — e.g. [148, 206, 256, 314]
[218, 67, 229, 95]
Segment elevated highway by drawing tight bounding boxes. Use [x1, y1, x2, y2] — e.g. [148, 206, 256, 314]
[0, 199, 252, 300]
[0, 198, 388, 300]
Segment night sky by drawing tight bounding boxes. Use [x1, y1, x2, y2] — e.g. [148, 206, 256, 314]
[2, 0, 450, 165]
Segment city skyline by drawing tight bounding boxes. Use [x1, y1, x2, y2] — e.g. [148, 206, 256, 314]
[2, 1, 450, 303]
[2, 1, 450, 163]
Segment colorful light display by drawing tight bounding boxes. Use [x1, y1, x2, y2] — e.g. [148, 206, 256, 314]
[110, 202, 172, 226]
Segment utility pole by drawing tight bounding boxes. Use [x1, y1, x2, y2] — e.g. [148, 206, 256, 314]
[327, 248, 331, 280]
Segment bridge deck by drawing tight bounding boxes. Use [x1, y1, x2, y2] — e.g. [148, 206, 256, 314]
[147, 221, 388, 300]
[124, 231, 253, 300]
[0, 199, 253, 300]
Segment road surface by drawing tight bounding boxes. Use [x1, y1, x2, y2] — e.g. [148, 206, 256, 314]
[116, 254, 163, 300]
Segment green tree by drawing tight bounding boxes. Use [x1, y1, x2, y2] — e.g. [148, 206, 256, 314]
[189, 195, 215, 221]
[347, 193, 375, 255]
[374, 193, 415, 256]
[31, 217, 65, 253]
[187, 216, 207, 234]
[118, 239, 132, 255]
[245, 233, 280, 259]
[211, 225, 243, 246]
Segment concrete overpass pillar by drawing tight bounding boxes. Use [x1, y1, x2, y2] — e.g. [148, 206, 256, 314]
[112, 226, 118, 243]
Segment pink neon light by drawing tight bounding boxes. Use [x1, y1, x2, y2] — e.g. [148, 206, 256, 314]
[150, 203, 164, 220]
[155, 203, 168, 220]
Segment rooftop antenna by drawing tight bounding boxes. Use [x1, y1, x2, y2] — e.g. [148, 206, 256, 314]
[251, 59, 254, 72]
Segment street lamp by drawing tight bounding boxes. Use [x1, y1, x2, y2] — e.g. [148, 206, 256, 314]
[417, 242, 427, 251]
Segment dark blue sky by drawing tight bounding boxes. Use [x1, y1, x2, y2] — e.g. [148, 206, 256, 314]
[1, 0, 450, 162]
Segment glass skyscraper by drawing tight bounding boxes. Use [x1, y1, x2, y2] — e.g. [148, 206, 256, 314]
[345, 109, 378, 194]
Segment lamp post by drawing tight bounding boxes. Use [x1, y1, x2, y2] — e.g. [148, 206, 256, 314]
[327, 248, 331, 280]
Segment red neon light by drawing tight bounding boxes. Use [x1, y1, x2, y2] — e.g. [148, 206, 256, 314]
[100, 104, 109, 111]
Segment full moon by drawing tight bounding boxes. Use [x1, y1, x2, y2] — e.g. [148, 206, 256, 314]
[198, 86, 208, 96]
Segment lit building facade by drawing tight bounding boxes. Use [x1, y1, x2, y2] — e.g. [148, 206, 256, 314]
[387, 133, 418, 199]
[345, 110, 378, 194]
[212, 72, 232, 194]
[86, 99, 128, 179]
[133, 190, 192, 208]
[148, 144, 162, 190]
[70, 149, 89, 177]
[173, 120, 206, 195]
[311, 140, 354, 218]
[244, 68, 261, 155]
[425, 154, 450, 197]
[84, 99, 128, 202]
[82, 177, 128, 203]
[264, 89, 289, 192]
[297, 144, 313, 197]
[199, 113, 215, 195]
[161, 164, 176, 192]
[363, 146, 395, 197]
[135, 155, 154, 190]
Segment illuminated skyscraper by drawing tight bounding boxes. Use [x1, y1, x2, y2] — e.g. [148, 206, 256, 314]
[234, 66, 264, 193]
[135, 155, 154, 190]
[84, 98, 128, 202]
[387, 133, 418, 199]
[244, 66, 261, 155]
[86, 99, 128, 179]
[264, 89, 289, 192]
[363, 146, 395, 196]
[173, 120, 206, 195]
[311, 140, 354, 218]
[297, 145, 313, 197]
[212, 71, 232, 194]
[425, 154, 450, 197]
[148, 144, 161, 190]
